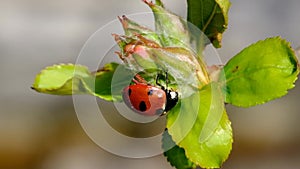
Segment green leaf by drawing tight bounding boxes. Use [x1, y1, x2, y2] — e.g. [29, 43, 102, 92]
[155, 0, 164, 7]
[32, 62, 131, 102]
[162, 131, 196, 169]
[145, 0, 191, 49]
[166, 83, 233, 168]
[85, 63, 133, 101]
[32, 64, 91, 95]
[220, 37, 300, 107]
[187, 0, 231, 48]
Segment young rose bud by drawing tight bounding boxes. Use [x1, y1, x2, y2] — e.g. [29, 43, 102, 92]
[114, 34, 209, 97]
[113, 34, 159, 71]
[144, 0, 191, 49]
[118, 15, 162, 45]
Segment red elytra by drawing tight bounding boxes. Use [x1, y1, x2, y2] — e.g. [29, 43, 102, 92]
[123, 83, 167, 116]
[122, 75, 178, 116]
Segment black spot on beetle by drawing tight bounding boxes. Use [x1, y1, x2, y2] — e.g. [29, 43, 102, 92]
[147, 89, 153, 96]
[139, 101, 147, 111]
[128, 88, 132, 96]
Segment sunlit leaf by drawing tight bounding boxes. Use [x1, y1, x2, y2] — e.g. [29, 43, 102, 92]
[32, 62, 131, 102]
[32, 64, 91, 95]
[220, 37, 300, 107]
[166, 83, 232, 168]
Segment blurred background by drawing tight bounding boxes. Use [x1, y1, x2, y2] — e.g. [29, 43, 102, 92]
[1, 0, 300, 168]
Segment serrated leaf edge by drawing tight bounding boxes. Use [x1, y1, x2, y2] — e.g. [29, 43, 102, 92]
[223, 36, 300, 107]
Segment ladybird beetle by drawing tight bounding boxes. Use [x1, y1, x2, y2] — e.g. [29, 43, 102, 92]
[122, 73, 178, 116]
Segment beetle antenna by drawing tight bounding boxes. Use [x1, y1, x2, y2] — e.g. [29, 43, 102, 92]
[156, 74, 160, 85]
[165, 72, 169, 90]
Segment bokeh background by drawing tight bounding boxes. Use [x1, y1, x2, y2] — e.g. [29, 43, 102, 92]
[1, 0, 300, 168]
